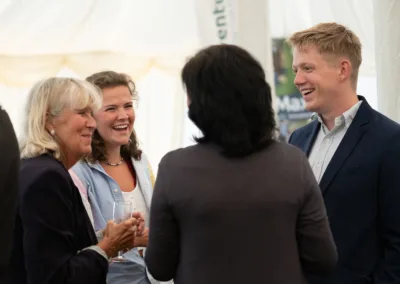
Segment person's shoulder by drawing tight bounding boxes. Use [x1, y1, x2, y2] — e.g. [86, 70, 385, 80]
[22, 154, 59, 168]
[288, 119, 318, 146]
[20, 155, 71, 194]
[137, 152, 152, 170]
[292, 119, 317, 135]
[272, 140, 306, 153]
[158, 144, 200, 166]
[0, 105, 8, 119]
[0, 106, 18, 142]
[140, 151, 149, 161]
[70, 159, 96, 187]
[0, 106, 13, 131]
[371, 109, 400, 133]
[71, 159, 91, 174]
[137, 152, 151, 166]
[364, 109, 400, 149]
[264, 141, 308, 162]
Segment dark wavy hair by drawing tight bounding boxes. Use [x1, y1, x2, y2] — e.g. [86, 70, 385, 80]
[85, 71, 142, 162]
[182, 44, 276, 158]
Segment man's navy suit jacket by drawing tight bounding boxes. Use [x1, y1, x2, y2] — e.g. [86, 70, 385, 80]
[289, 97, 400, 284]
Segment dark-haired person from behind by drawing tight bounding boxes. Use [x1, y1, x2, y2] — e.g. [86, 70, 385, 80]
[145, 44, 338, 284]
[0, 107, 19, 281]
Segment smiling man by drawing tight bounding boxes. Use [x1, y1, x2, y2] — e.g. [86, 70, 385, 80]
[288, 22, 400, 284]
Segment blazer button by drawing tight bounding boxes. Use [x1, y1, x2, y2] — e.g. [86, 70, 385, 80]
[114, 188, 118, 192]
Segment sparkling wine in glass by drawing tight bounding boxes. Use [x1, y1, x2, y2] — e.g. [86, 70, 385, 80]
[110, 200, 134, 263]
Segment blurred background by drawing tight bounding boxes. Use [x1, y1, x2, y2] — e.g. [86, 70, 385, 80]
[0, 0, 394, 171]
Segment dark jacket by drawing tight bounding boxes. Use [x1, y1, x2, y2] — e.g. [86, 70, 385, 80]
[146, 142, 337, 284]
[289, 97, 400, 284]
[6, 154, 108, 284]
[0, 107, 19, 281]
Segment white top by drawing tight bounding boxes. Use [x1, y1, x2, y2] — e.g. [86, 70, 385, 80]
[122, 184, 171, 284]
[308, 100, 362, 182]
[121, 190, 136, 208]
[121, 182, 149, 226]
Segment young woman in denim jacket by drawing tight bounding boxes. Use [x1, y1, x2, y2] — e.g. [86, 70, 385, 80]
[71, 71, 172, 284]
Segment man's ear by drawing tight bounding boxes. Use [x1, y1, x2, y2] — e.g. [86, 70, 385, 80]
[338, 59, 351, 82]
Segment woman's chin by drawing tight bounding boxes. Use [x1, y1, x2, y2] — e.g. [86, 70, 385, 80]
[113, 139, 130, 146]
[79, 147, 92, 156]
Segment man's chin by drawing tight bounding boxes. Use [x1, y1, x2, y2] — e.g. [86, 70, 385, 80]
[304, 103, 316, 113]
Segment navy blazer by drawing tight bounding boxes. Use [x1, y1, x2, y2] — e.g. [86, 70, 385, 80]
[6, 154, 108, 284]
[289, 97, 400, 284]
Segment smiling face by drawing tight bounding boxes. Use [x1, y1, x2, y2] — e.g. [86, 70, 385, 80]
[49, 107, 96, 164]
[94, 85, 135, 148]
[292, 45, 342, 115]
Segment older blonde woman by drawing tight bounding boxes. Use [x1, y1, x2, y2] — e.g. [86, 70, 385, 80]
[6, 78, 143, 284]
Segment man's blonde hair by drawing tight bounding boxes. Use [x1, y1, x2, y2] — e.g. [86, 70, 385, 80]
[20, 77, 102, 161]
[287, 22, 362, 88]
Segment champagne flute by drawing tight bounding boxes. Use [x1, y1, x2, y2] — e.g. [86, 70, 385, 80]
[110, 200, 134, 263]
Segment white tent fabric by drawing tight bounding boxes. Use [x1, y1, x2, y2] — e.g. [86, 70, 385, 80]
[373, 0, 400, 121]
[0, 0, 379, 167]
[0, 0, 199, 168]
[269, 0, 375, 76]
[0, 0, 199, 86]
[0, 0, 376, 85]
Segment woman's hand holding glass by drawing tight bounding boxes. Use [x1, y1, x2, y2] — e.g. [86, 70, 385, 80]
[131, 211, 145, 237]
[134, 227, 149, 247]
[97, 217, 138, 258]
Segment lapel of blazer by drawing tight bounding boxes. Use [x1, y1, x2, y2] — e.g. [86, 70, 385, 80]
[319, 97, 372, 193]
[304, 120, 321, 156]
[131, 157, 153, 209]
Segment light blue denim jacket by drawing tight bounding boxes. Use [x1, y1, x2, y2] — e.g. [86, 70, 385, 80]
[71, 154, 154, 284]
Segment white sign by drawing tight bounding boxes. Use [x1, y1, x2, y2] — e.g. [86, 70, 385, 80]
[195, 0, 236, 45]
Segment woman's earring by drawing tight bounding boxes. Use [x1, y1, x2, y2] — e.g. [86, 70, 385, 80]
[50, 129, 55, 136]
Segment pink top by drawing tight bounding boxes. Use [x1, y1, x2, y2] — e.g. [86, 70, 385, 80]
[69, 170, 88, 199]
[69, 169, 94, 227]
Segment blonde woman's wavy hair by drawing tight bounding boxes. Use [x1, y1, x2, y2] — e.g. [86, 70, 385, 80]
[20, 77, 102, 161]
